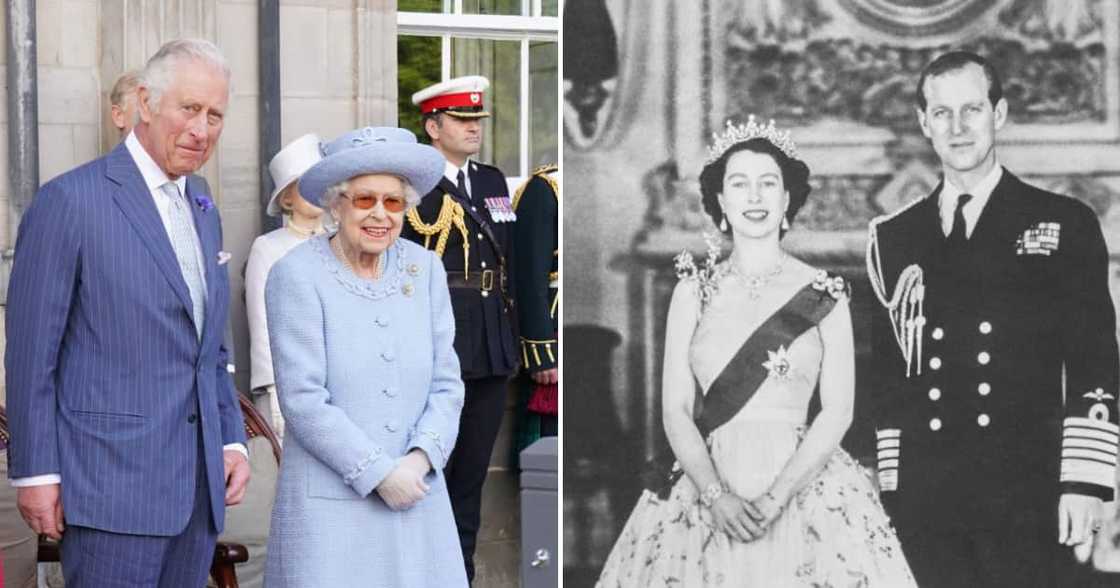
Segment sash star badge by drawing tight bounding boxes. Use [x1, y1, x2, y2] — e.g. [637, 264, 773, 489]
[763, 346, 793, 380]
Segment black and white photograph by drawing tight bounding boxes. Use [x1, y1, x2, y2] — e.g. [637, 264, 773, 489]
[564, 1, 1120, 586]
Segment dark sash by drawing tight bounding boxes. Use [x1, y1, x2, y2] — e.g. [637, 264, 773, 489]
[642, 280, 841, 497]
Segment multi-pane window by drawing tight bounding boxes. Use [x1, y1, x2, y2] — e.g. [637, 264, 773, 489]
[398, 0, 559, 185]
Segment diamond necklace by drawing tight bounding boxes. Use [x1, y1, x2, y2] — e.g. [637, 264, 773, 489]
[725, 254, 785, 300]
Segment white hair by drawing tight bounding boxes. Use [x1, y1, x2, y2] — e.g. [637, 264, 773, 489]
[323, 176, 423, 215]
[141, 39, 231, 109]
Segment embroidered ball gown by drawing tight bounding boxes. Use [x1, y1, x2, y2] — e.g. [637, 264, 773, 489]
[595, 270, 916, 587]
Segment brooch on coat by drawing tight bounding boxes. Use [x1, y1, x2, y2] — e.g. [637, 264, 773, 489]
[1016, 222, 1060, 255]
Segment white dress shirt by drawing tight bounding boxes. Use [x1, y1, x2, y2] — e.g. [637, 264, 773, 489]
[13, 133, 246, 488]
[938, 164, 1003, 238]
[444, 159, 473, 198]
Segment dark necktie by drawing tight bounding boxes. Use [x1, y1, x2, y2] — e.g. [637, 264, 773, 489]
[947, 193, 972, 245]
[457, 169, 468, 198]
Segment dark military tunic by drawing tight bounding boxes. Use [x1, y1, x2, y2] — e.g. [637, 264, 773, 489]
[512, 165, 558, 373]
[401, 159, 518, 379]
[867, 169, 1119, 587]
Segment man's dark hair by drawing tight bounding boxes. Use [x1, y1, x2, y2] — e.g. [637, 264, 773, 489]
[421, 112, 444, 143]
[915, 50, 1003, 111]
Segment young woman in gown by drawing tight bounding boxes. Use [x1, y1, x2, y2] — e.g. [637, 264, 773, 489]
[596, 118, 917, 587]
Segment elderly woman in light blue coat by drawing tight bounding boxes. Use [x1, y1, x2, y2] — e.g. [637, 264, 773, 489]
[264, 127, 467, 587]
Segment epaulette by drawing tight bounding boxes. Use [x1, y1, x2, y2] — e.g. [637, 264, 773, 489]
[532, 163, 558, 176]
[513, 166, 559, 210]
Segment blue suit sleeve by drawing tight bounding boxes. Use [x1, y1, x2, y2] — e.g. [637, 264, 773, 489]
[5, 182, 80, 478]
[266, 259, 394, 497]
[407, 252, 466, 469]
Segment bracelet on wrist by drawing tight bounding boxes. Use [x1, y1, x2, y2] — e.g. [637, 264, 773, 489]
[699, 482, 725, 508]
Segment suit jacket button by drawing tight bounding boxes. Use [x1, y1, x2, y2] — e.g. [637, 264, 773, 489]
[977, 351, 990, 365]
[929, 357, 942, 370]
[928, 388, 941, 401]
[978, 382, 991, 396]
[929, 418, 942, 431]
[931, 327, 944, 340]
[979, 321, 992, 334]
[187, 414, 198, 424]
[977, 414, 991, 427]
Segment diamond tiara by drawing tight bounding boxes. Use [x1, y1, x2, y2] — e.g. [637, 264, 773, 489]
[705, 115, 799, 164]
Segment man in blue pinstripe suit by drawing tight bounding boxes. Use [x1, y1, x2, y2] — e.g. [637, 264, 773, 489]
[4, 39, 250, 587]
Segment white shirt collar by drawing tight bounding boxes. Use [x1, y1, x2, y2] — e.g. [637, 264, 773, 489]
[125, 130, 187, 195]
[443, 159, 471, 184]
[938, 163, 1003, 236]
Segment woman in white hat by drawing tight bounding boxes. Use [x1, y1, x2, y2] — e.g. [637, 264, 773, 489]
[264, 127, 466, 587]
[245, 133, 324, 436]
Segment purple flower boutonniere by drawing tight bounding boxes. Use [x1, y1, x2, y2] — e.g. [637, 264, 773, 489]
[194, 195, 214, 212]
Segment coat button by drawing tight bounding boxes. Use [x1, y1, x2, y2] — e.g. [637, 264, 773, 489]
[481, 261, 487, 269]
[375, 316, 388, 327]
[977, 351, 990, 365]
[932, 327, 944, 340]
[384, 421, 398, 433]
[929, 357, 942, 370]
[977, 414, 991, 427]
[477, 233, 484, 240]
[979, 321, 992, 334]
[482, 291, 490, 298]
[187, 414, 198, 424]
[929, 418, 942, 431]
[928, 388, 941, 401]
[383, 387, 397, 398]
[978, 382, 991, 396]
[381, 351, 395, 362]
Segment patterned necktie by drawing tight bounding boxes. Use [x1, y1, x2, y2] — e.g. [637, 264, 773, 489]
[947, 193, 973, 245]
[457, 169, 468, 198]
[160, 181, 207, 339]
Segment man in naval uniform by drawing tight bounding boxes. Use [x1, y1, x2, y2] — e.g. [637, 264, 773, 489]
[402, 75, 519, 583]
[512, 164, 559, 453]
[867, 50, 1119, 587]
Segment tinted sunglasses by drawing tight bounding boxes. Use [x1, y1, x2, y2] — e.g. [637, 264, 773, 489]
[342, 192, 407, 213]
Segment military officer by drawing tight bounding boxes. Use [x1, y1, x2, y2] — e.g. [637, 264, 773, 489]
[403, 75, 518, 583]
[867, 50, 1119, 587]
[512, 164, 559, 455]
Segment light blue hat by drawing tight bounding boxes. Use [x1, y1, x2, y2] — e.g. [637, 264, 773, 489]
[298, 127, 446, 207]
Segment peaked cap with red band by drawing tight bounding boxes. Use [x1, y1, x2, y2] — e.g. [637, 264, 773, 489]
[411, 75, 491, 118]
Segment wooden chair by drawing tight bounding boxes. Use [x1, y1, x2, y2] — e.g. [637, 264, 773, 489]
[0, 394, 280, 588]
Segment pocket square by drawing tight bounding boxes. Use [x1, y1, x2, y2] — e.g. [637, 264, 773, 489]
[1016, 222, 1060, 256]
[217, 251, 232, 266]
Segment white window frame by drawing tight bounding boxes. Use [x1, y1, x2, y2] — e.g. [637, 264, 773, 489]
[398, 2, 560, 185]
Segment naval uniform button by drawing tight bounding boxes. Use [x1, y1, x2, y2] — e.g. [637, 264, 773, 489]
[977, 414, 991, 427]
[477, 233, 484, 240]
[979, 321, 992, 334]
[929, 357, 942, 370]
[928, 387, 941, 401]
[481, 261, 487, 269]
[977, 351, 990, 365]
[481, 291, 490, 298]
[931, 327, 944, 340]
[929, 418, 942, 431]
[978, 382, 991, 396]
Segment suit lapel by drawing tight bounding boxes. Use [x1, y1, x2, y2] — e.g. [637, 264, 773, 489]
[105, 144, 196, 320]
